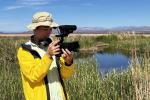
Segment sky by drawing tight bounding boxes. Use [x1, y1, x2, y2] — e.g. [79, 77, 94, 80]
[0, 0, 150, 32]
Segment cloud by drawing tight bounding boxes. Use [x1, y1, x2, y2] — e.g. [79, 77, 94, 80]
[18, 0, 49, 6]
[4, 0, 51, 10]
[5, 5, 25, 10]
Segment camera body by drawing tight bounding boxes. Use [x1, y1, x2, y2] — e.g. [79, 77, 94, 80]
[58, 25, 77, 37]
[54, 25, 80, 57]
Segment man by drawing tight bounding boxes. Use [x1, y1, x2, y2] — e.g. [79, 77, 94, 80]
[17, 12, 74, 100]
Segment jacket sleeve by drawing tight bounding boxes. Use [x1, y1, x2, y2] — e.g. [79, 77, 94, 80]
[59, 57, 75, 80]
[17, 47, 53, 83]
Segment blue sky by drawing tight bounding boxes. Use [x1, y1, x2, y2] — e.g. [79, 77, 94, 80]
[0, 0, 150, 32]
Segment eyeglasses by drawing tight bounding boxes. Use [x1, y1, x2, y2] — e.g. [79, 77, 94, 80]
[38, 26, 52, 31]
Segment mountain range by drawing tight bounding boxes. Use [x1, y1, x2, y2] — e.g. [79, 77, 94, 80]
[1, 26, 150, 34]
[76, 26, 150, 34]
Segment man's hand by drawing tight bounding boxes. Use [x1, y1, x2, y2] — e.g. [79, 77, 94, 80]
[46, 40, 60, 58]
[61, 49, 73, 66]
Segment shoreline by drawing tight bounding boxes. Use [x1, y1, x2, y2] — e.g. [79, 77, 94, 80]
[0, 33, 150, 37]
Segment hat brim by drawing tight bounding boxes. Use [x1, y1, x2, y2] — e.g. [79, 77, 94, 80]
[27, 21, 59, 30]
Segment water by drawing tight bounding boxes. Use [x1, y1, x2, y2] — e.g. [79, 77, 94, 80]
[75, 47, 132, 74]
[95, 52, 130, 74]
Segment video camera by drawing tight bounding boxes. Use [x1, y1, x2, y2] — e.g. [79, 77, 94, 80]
[54, 25, 80, 57]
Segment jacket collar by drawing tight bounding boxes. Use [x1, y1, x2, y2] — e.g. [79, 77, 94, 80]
[31, 35, 52, 48]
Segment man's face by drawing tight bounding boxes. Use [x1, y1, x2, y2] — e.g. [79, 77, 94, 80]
[35, 26, 52, 40]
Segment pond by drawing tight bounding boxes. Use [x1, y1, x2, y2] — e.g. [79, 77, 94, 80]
[95, 52, 130, 74]
[95, 48, 132, 74]
[75, 47, 133, 74]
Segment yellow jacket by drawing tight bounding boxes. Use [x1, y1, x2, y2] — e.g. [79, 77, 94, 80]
[17, 40, 74, 100]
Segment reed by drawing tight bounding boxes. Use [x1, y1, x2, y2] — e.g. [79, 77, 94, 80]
[0, 34, 149, 100]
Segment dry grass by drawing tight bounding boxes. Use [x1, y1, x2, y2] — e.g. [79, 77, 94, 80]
[0, 34, 150, 100]
[0, 33, 33, 37]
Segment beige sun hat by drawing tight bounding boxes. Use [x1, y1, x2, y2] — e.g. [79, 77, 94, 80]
[27, 12, 59, 30]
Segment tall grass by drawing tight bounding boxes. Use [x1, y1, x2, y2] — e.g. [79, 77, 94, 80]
[64, 51, 150, 100]
[0, 37, 27, 100]
[0, 34, 150, 100]
[65, 34, 150, 51]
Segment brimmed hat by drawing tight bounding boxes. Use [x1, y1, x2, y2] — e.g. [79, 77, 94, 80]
[27, 12, 59, 30]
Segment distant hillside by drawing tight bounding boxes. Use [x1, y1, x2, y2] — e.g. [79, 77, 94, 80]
[76, 26, 150, 34]
[1, 26, 150, 34]
[0, 31, 33, 34]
